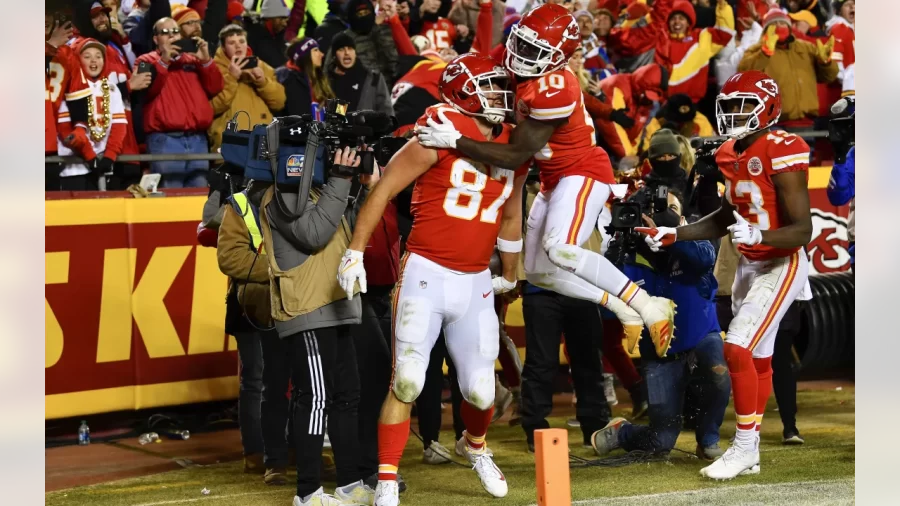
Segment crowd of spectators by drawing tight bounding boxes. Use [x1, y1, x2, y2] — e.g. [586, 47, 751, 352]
[44, 0, 854, 191]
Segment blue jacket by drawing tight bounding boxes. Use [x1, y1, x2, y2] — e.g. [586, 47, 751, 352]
[827, 146, 855, 263]
[625, 240, 720, 355]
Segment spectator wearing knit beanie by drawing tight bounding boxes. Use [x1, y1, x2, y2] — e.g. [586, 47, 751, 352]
[323, 0, 398, 80]
[275, 37, 335, 118]
[326, 31, 393, 116]
[171, 4, 203, 38]
[245, 0, 291, 69]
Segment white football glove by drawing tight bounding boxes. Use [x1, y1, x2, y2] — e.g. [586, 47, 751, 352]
[728, 211, 762, 246]
[337, 249, 367, 300]
[414, 110, 462, 149]
[635, 226, 677, 252]
[492, 276, 516, 295]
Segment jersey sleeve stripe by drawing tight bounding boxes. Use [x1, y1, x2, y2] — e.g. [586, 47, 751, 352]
[529, 103, 576, 120]
[772, 154, 809, 170]
[64, 88, 93, 101]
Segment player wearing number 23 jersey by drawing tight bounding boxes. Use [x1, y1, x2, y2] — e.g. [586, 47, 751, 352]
[716, 129, 810, 261]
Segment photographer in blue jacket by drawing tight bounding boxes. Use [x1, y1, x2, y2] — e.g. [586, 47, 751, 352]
[591, 187, 731, 461]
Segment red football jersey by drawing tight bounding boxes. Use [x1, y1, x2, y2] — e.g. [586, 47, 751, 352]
[716, 130, 810, 261]
[46, 43, 91, 153]
[419, 18, 457, 50]
[405, 105, 528, 272]
[515, 68, 615, 192]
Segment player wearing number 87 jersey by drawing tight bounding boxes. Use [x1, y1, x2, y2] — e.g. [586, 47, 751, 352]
[636, 70, 813, 481]
[337, 53, 525, 506]
[415, 3, 678, 359]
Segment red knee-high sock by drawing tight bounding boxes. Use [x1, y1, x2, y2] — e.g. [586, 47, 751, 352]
[461, 401, 493, 453]
[377, 419, 410, 481]
[601, 319, 641, 390]
[753, 356, 773, 434]
[724, 343, 758, 450]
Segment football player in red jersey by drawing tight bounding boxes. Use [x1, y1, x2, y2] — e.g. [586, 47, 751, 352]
[416, 3, 677, 357]
[638, 70, 813, 480]
[338, 54, 526, 506]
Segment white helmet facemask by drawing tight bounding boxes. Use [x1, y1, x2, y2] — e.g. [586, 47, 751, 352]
[505, 24, 564, 77]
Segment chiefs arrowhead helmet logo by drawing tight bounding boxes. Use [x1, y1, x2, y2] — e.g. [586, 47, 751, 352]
[563, 19, 580, 40]
[442, 62, 466, 83]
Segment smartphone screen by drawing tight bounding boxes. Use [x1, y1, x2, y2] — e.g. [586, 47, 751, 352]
[174, 38, 198, 54]
[243, 56, 259, 69]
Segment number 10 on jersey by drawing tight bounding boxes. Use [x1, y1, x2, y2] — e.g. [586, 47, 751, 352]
[443, 159, 514, 224]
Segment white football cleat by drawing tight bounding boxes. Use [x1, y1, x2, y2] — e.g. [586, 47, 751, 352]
[699, 445, 760, 480]
[373, 480, 399, 506]
[455, 432, 508, 498]
[335, 480, 375, 505]
[293, 487, 343, 506]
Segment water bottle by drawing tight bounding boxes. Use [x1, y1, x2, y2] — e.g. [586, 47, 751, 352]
[77, 420, 90, 445]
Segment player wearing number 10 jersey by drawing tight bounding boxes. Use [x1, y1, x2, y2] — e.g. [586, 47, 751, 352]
[637, 70, 813, 481]
[416, 3, 677, 357]
[337, 53, 527, 506]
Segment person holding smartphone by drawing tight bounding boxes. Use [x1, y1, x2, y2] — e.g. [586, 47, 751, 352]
[133, 17, 224, 188]
[208, 24, 285, 155]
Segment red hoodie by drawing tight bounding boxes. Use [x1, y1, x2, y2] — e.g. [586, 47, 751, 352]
[134, 51, 224, 134]
[595, 64, 667, 159]
[665, 0, 734, 103]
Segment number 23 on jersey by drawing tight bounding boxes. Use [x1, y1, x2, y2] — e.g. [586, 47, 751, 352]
[443, 159, 514, 224]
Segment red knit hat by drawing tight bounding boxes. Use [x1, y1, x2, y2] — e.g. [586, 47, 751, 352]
[670, 0, 696, 28]
[227, 0, 245, 21]
[172, 4, 202, 25]
[762, 8, 791, 28]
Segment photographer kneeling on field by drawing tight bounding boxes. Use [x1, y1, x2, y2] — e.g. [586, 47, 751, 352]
[591, 187, 731, 461]
[259, 146, 379, 505]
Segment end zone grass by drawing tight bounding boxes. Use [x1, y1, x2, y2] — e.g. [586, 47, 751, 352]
[46, 387, 855, 506]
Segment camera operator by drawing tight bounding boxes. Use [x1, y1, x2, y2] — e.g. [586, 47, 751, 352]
[591, 189, 731, 461]
[644, 129, 721, 221]
[826, 96, 854, 271]
[259, 146, 378, 505]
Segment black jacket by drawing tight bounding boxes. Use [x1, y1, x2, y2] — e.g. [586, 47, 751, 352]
[275, 66, 314, 117]
[247, 19, 288, 70]
[328, 63, 394, 116]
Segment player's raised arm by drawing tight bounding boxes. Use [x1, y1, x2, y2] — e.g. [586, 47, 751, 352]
[495, 173, 528, 289]
[755, 171, 813, 248]
[347, 139, 437, 253]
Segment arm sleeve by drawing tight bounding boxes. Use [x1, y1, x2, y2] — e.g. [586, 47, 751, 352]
[668, 239, 717, 273]
[57, 101, 98, 161]
[737, 43, 769, 72]
[217, 205, 270, 282]
[146, 58, 170, 101]
[202, 0, 228, 54]
[104, 90, 128, 160]
[470, 2, 493, 55]
[827, 147, 855, 206]
[199, 58, 226, 96]
[375, 24, 399, 77]
[270, 177, 354, 251]
[210, 70, 239, 115]
[285, 0, 308, 41]
[388, 15, 417, 56]
[766, 135, 810, 176]
[257, 64, 287, 111]
[527, 82, 577, 121]
[583, 92, 613, 121]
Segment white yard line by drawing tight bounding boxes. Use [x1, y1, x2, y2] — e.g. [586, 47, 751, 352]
[529, 479, 855, 506]
[133, 489, 284, 506]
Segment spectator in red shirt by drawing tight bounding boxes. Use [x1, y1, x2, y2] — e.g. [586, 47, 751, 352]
[134, 17, 224, 188]
[418, 0, 465, 50]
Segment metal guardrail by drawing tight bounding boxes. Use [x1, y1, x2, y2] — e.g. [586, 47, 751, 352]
[44, 130, 831, 164]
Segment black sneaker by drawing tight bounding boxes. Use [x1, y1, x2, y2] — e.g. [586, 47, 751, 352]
[782, 429, 805, 445]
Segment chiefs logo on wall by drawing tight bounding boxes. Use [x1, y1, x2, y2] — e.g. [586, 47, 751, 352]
[807, 209, 851, 274]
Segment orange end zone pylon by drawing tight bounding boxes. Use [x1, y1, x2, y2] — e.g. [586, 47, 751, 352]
[534, 428, 572, 506]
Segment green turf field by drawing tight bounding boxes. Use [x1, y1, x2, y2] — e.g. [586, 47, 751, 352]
[45, 387, 855, 506]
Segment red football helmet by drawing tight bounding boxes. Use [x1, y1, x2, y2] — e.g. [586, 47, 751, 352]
[716, 70, 783, 138]
[505, 4, 580, 77]
[439, 53, 513, 124]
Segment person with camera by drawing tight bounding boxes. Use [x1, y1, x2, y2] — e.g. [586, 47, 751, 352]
[827, 95, 854, 271]
[134, 17, 224, 188]
[208, 24, 286, 154]
[643, 129, 722, 221]
[259, 146, 379, 505]
[591, 188, 731, 461]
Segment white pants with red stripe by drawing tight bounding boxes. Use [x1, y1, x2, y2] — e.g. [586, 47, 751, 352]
[728, 251, 812, 358]
[390, 253, 499, 410]
[525, 175, 610, 275]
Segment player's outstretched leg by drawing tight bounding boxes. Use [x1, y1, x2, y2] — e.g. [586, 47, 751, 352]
[542, 234, 676, 357]
[456, 402, 508, 498]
